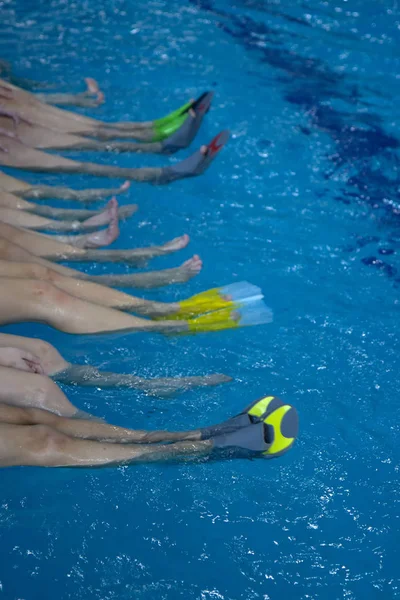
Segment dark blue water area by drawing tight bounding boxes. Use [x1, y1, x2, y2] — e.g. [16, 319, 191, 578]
[0, 0, 399, 598]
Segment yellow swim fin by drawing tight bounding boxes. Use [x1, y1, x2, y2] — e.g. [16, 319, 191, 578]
[167, 281, 264, 320]
[186, 298, 273, 334]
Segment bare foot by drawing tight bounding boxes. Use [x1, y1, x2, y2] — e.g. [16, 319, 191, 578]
[82, 197, 118, 227]
[117, 204, 139, 220]
[96, 91, 105, 105]
[83, 216, 120, 248]
[118, 181, 131, 194]
[84, 78, 104, 104]
[84, 77, 100, 95]
[169, 255, 203, 283]
[161, 234, 190, 253]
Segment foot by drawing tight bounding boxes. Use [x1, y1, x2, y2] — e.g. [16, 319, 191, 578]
[160, 92, 213, 154]
[82, 197, 118, 227]
[119, 181, 131, 194]
[168, 255, 203, 283]
[84, 77, 104, 103]
[85, 77, 100, 95]
[83, 215, 120, 248]
[160, 234, 190, 254]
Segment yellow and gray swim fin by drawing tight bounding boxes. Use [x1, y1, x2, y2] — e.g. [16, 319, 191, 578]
[186, 297, 273, 333]
[166, 281, 264, 320]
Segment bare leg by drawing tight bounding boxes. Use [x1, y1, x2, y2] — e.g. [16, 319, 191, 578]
[42, 216, 120, 249]
[35, 78, 105, 108]
[0, 236, 82, 275]
[0, 197, 119, 231]
[55, 365, 232, 396]
[35, 92, 104, 108]
[0, 114, 165, 153]
[0, 236, 202, 288]
[0, 260, 180, 316]
[27, 202, 138, 222]
[86, 255, 203, 288]
[0, 410, 212, 468]
[0, 404, 201, 443]
[0, 333, 232, 395]
[0, 187, 137, 220]
[0, 277, 189, 335]
[0, 221, 190, 265]
[13, 181, 131, 202]
[74, 234, 190, 265]
[0, 366, 77, 416]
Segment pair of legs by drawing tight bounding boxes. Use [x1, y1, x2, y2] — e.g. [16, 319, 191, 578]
[0, 198, 122, 249]
[0, 170, 132, 202]
[0, 235, 203, 289]
[35, 78, 105, 107]
[0, 126, 226, 184]
[0, 333, 231, 396]
[0, 220, 190, 265]
[0, 78, 176, 139]
[0, 260, 183, 317]
[0, 187, 137, 221]
[0, 276, 189, 334]
[0, 403, 212, 467]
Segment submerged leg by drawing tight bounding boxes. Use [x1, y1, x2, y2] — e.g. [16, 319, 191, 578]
[0, 220, 189, 264]
[28, 202, 138, 222]
[41, 216, 119, 249]
[0, 333, 232, 395]
[55, 365, 232, 396]
[0, 236, 200, 287]
[85, 255, 203, 289]
[0, 197, 119, 232]
[14, 181, 131, 202]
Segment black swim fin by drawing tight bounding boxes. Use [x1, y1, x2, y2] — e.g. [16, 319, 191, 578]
[212, 422, 274, 454]
[160, 91, 214, 154]
[200, 396, 284, 439]
[159, 130, 230, 184]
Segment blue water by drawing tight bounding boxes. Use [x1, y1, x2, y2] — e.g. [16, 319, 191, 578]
[1, 0, 400, 598]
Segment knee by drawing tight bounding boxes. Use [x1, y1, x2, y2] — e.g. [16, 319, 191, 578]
[31, 338, 69, 376]
[28, 264, 58, 282]
[28, 279, 56, 298]
[28, 279, 68, 307]
[31, 338, 59, 363]
[27, 424, 68, 458]
[33, 375, 76, 417]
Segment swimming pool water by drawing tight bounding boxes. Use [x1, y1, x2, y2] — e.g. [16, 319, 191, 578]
[1, 0, 399, 598]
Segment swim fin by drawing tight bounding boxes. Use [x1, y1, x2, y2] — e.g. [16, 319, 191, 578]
[159, 130, 230, 184]
[164, 281, 263, 320]
[200, 396, 285, 439]
[211, 400, 299, 458]
[160, 92, 214, 154]
[152, 91, 212, 142]
[186, 297, 273, 333]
